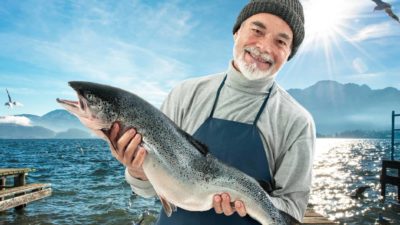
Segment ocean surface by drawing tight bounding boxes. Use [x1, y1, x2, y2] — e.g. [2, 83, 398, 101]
[0, 138, 399, 224]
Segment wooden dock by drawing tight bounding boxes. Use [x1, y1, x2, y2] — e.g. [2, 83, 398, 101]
[380, 110, 400, 202]
[303, 209, 337, 224]
[380, 160, 400, 202]
[0, 168, 51, 211]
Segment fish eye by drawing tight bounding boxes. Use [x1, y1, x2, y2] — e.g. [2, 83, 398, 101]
[86, 93, 94, 100]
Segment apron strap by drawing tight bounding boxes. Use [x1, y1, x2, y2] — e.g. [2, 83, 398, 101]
[253, 83, 275, 126]
[209, 75, 227, 118]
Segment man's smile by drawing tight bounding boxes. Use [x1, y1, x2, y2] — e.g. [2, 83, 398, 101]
[244, 48, 273, 71]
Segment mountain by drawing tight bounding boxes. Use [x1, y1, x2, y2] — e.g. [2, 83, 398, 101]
[0, 123, 55, 139]
[288, 80, 400, 134]
[17, 110, 85, 132]
[2, 81, 399, 138]
[0, 110, 93, 139]
[54, 128, 93, 139]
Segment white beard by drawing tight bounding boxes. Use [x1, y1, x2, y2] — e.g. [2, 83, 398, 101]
[233, 45, 276, 80]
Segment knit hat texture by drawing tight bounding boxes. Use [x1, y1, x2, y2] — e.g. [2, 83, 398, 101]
[233, 0, 305, 60]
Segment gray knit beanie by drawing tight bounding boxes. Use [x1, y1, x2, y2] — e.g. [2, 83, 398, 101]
[233, 0, 305, 60]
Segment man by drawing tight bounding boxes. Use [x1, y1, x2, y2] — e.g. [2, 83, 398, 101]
[108, 0, 315, 224]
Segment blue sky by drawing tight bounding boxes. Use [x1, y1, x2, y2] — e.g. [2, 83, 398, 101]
[1, 0, 400, 116]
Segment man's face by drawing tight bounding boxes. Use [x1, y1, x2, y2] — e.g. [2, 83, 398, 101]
[233, 13, 293, 80]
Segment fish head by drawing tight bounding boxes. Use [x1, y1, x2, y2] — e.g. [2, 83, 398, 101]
[57, 81, 120, 137]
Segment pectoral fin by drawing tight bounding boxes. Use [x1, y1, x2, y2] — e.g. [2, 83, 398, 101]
[158, 195, 177, 217]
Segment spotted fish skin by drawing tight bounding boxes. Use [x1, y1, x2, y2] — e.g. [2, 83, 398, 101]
[57, 81, 298, 225]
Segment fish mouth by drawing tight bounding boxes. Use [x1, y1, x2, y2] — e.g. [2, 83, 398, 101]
[56, 84, 111, 133]
[56, 93, 87, 116]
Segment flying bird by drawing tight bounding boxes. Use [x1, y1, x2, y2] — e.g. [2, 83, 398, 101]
[371, 0, 400, 23]
[4, 89, 23, 108]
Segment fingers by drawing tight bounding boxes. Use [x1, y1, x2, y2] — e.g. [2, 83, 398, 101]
[213, 194, 247, 217]
[131, 146, 146, 167]
[109, 122, 119, 148]
[235, 201, 247, 217]
[220, 193, 234, 216]
[123, 132, 142, 164]
[117, 128, 136, 155]
[213, 195, 223, 214]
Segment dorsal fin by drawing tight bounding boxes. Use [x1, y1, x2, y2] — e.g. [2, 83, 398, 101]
[158, 194, 177, 217]
[257, 180, 275, 194]
[179, 129, 208, 156]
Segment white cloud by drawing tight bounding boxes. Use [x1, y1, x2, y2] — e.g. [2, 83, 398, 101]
[0, 0, 197, 108]
[347, 72, 383, 79]
[351, 21, 400, 42]
[352, 57, 368, 74]
[0, 116, 32, 126]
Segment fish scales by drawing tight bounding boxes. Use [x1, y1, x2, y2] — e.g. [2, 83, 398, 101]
[57, 81, 298, 225]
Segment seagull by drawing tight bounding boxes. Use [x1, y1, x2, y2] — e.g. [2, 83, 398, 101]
[371, 0, 400, 23]
[4, 89, 23, 108]
[350, 185, 371, 199]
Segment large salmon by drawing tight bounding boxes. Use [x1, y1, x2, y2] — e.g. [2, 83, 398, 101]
[57, 81, 297, 225]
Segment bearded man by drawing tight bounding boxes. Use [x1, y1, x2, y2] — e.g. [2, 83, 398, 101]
[108, 0, 316, 224]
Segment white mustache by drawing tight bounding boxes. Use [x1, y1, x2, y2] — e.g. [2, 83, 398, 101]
[244, 46, 274, 65]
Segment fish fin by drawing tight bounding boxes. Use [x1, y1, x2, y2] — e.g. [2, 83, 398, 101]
[158, 195, 177, 217]
[257, 180, 275, 194]
[279, 210, 300, 225]
[179, 129, 208, 156]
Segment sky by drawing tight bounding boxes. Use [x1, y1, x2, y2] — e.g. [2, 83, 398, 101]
[0, 0, 400, 116]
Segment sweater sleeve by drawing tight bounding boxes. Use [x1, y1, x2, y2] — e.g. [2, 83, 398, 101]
[269, 118, 316, 222]
[125, 168, 156, 198]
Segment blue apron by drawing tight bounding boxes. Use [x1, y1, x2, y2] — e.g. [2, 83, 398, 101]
[156, 75, 274, 225]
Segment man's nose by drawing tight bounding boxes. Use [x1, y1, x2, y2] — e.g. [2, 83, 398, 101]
[256, 33, 274, 54]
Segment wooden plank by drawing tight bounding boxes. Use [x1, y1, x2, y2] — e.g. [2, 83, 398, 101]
[382, 160, 400, 168]
[305, 210, 324, 217]
[0, 168, 32, 177]
[302, 216, 337, 224]
[0, 188, 52, 211]
[303, 209, 337, 224]
[381, 175, 400, 185]
[0, 183, 51, 199]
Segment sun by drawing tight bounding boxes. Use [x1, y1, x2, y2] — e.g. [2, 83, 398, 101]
[302, 0, 357, 44]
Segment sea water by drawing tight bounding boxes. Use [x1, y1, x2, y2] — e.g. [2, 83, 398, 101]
[0, 139, 399, 224]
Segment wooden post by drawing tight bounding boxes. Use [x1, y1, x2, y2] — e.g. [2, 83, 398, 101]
[392, 111, 395, 161]
[14, 173, 27, 210]
[0, 176, 5, 201]
[14, 173, 26, 187]
[381, 161, 387, 200]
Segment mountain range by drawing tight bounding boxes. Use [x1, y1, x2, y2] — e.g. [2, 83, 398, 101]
[287, 80, 400, 135]
[0, 110, 92, 139]
[0, 80, 399, 138]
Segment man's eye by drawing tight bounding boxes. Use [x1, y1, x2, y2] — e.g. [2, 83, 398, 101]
[278, 40, 288, 47]
[252, 28, 263, 35]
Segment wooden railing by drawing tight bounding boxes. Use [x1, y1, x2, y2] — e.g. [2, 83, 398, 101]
[0, 168, 51, 211]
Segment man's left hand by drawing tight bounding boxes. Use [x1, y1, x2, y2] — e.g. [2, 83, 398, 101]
[213, 193, 247, 217]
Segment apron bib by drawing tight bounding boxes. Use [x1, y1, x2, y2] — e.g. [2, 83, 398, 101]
[156, 75, 274, 225]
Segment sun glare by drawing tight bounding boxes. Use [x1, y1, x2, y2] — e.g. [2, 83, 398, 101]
[303, 0, 354, 42]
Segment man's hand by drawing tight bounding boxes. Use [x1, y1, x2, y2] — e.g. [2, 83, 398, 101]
[213, 193, 247, 217]
[107, 122, 148, 181]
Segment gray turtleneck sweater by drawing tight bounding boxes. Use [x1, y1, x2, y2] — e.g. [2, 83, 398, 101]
[125, 62, 316, 222]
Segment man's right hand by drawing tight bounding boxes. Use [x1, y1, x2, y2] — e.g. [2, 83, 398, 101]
[107, 122, 148, 181]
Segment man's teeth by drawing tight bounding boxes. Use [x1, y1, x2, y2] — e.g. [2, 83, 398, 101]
[248, 51, 270, 64]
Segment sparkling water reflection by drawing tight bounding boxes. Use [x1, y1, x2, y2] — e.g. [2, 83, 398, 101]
[311, 139, 399, 224]
[0, 139, 399, 224]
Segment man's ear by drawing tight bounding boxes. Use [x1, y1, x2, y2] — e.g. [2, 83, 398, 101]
[233, 28, 240, 42]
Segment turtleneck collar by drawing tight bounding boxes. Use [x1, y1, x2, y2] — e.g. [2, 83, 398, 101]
[225, 61, 276, 95]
